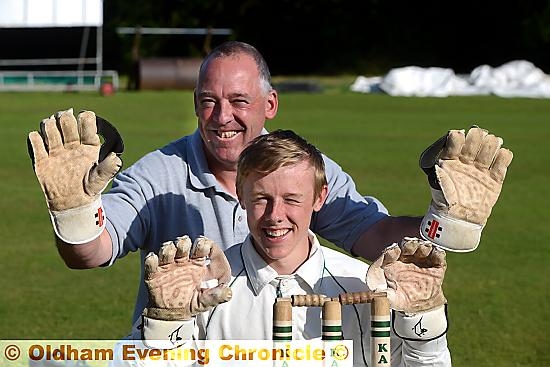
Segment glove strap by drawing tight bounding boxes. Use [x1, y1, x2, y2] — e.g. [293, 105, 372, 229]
[49, 197, 105, 244]
[421, 205, 483, 252]
[143, 307, 191, 321]
[393, 305, 448, 342]
[141, 315, 195, 349]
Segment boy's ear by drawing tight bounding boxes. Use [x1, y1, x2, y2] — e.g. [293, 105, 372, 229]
[237, 191, 246, 209]
[313, 185, 328, 212]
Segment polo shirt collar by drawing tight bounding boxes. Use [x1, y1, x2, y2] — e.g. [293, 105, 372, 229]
[187, 129, 219, 190]
[241, 231, 324, 296]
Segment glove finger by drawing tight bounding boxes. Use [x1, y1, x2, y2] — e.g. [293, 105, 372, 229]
[78, 110, 101, 147]
[429, 247, 447, 268]
[413, 242, 433, 260]
[40, 117, 63, 155]
[434, 165, 457, 205]
[202, 285, 232, 306]
[85, 152, 122, 196]
[366, 248, 388, 291]
[191, 285, 233, 315]
[400, 238, 420, 257]
[439, 129, 465, 160]
[460, 126, 488, 164]
[57, 109, 80, 149]
[475, 134, 503, 170]
[174, 235, 192, 260]
[158, 241, 177, 265]
[381, 243, 401, 267]
[144, 252, 159, 279]
[489, 148, 513, 183]
[28, 131, 48, 164]
[191, 236, 213, 259]
[206, 242, 232, 284]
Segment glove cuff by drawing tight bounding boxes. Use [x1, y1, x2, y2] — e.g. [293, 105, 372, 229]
[393, 305, 448, 341]
[141, 315, 195, 349]
[421, 205, 483, 252]
[49, 197, 105, 244]
[143, 307, 193, 321]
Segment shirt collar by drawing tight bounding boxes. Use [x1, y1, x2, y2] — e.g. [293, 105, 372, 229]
[187, 129, 219, 190]
[241, 230, 324, 295]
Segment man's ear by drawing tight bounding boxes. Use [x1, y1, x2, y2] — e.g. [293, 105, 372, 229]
[193, 89, 199, 116]
[313, 185, 328, 212]
[265, 90, 278, 120]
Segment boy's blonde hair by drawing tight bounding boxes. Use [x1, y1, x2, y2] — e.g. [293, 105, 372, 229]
[237, 130, 327, 201]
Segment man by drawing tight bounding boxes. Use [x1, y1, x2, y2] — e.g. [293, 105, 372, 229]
[135, 130, 451, 366]
[27, 41, 513, 325]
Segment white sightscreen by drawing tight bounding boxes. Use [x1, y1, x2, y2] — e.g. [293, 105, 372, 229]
[0, 0, 102, 27]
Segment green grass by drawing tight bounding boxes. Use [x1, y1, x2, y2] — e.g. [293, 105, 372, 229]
[0, 89, 548, 367]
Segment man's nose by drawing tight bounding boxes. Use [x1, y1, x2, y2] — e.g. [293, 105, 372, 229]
[214, 100, 233, 124]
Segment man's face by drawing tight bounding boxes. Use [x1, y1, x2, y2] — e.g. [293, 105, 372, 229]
[195, 54, 278, 171]
[239, 161, 327, 271]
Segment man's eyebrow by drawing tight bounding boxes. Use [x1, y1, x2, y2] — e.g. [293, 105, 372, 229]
[197, 91, 215, 98]
[197, 91, 252, 99]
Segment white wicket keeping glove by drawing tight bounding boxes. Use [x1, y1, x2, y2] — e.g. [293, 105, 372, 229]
[142, 235, 232, 349]
[420, 126, 513, 252]
[366, 238, 448, 341]
[27, 109, 123, 244]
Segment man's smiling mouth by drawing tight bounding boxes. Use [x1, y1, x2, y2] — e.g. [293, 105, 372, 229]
[217, 131, 239, 139]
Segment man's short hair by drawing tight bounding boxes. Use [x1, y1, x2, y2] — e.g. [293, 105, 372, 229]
[236, 130, 327, 200]
[198, 41, 273, 94]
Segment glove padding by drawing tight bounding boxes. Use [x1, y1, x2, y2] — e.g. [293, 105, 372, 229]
[142, 235, 232, 349]
[143, 235, 232, 321]
[366, 237, 447, 315]
[28, 108, 122, 244]
[420, 126, 513, 251]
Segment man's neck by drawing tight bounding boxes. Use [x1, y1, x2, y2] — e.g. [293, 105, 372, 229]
[211, 166, 238, 197]
[203, 149, 238, 197]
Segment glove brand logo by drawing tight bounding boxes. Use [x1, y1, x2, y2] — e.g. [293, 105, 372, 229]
[413, 317, 428, 337]
[95, 207, 104, 227]
[425, 220, 442, 239]
[169, 326, 184, 345]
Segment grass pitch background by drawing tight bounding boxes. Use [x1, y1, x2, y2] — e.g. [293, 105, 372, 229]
[0, 89, 548, 367]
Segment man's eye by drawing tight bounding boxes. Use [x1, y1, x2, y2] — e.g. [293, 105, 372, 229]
[232, 99, 249, 106]
[200, 100, 215, 107]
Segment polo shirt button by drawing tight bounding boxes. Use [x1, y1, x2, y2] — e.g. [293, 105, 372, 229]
[238, 215, 243, 222]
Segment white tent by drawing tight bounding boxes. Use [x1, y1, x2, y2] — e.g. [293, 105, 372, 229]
[351, 60, 550, 98]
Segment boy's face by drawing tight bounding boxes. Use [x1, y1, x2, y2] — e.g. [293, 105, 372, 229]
[239, 160, 327, 273]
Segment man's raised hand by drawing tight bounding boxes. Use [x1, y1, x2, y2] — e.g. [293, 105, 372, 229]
[28, 109, 122, 244]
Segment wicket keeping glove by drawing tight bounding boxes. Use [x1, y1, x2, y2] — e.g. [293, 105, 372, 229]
[142, 235, 232, 349]
[420, 126, 513, 252]
[27, 109, 123, 244]
[366, 237, 448, 341]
